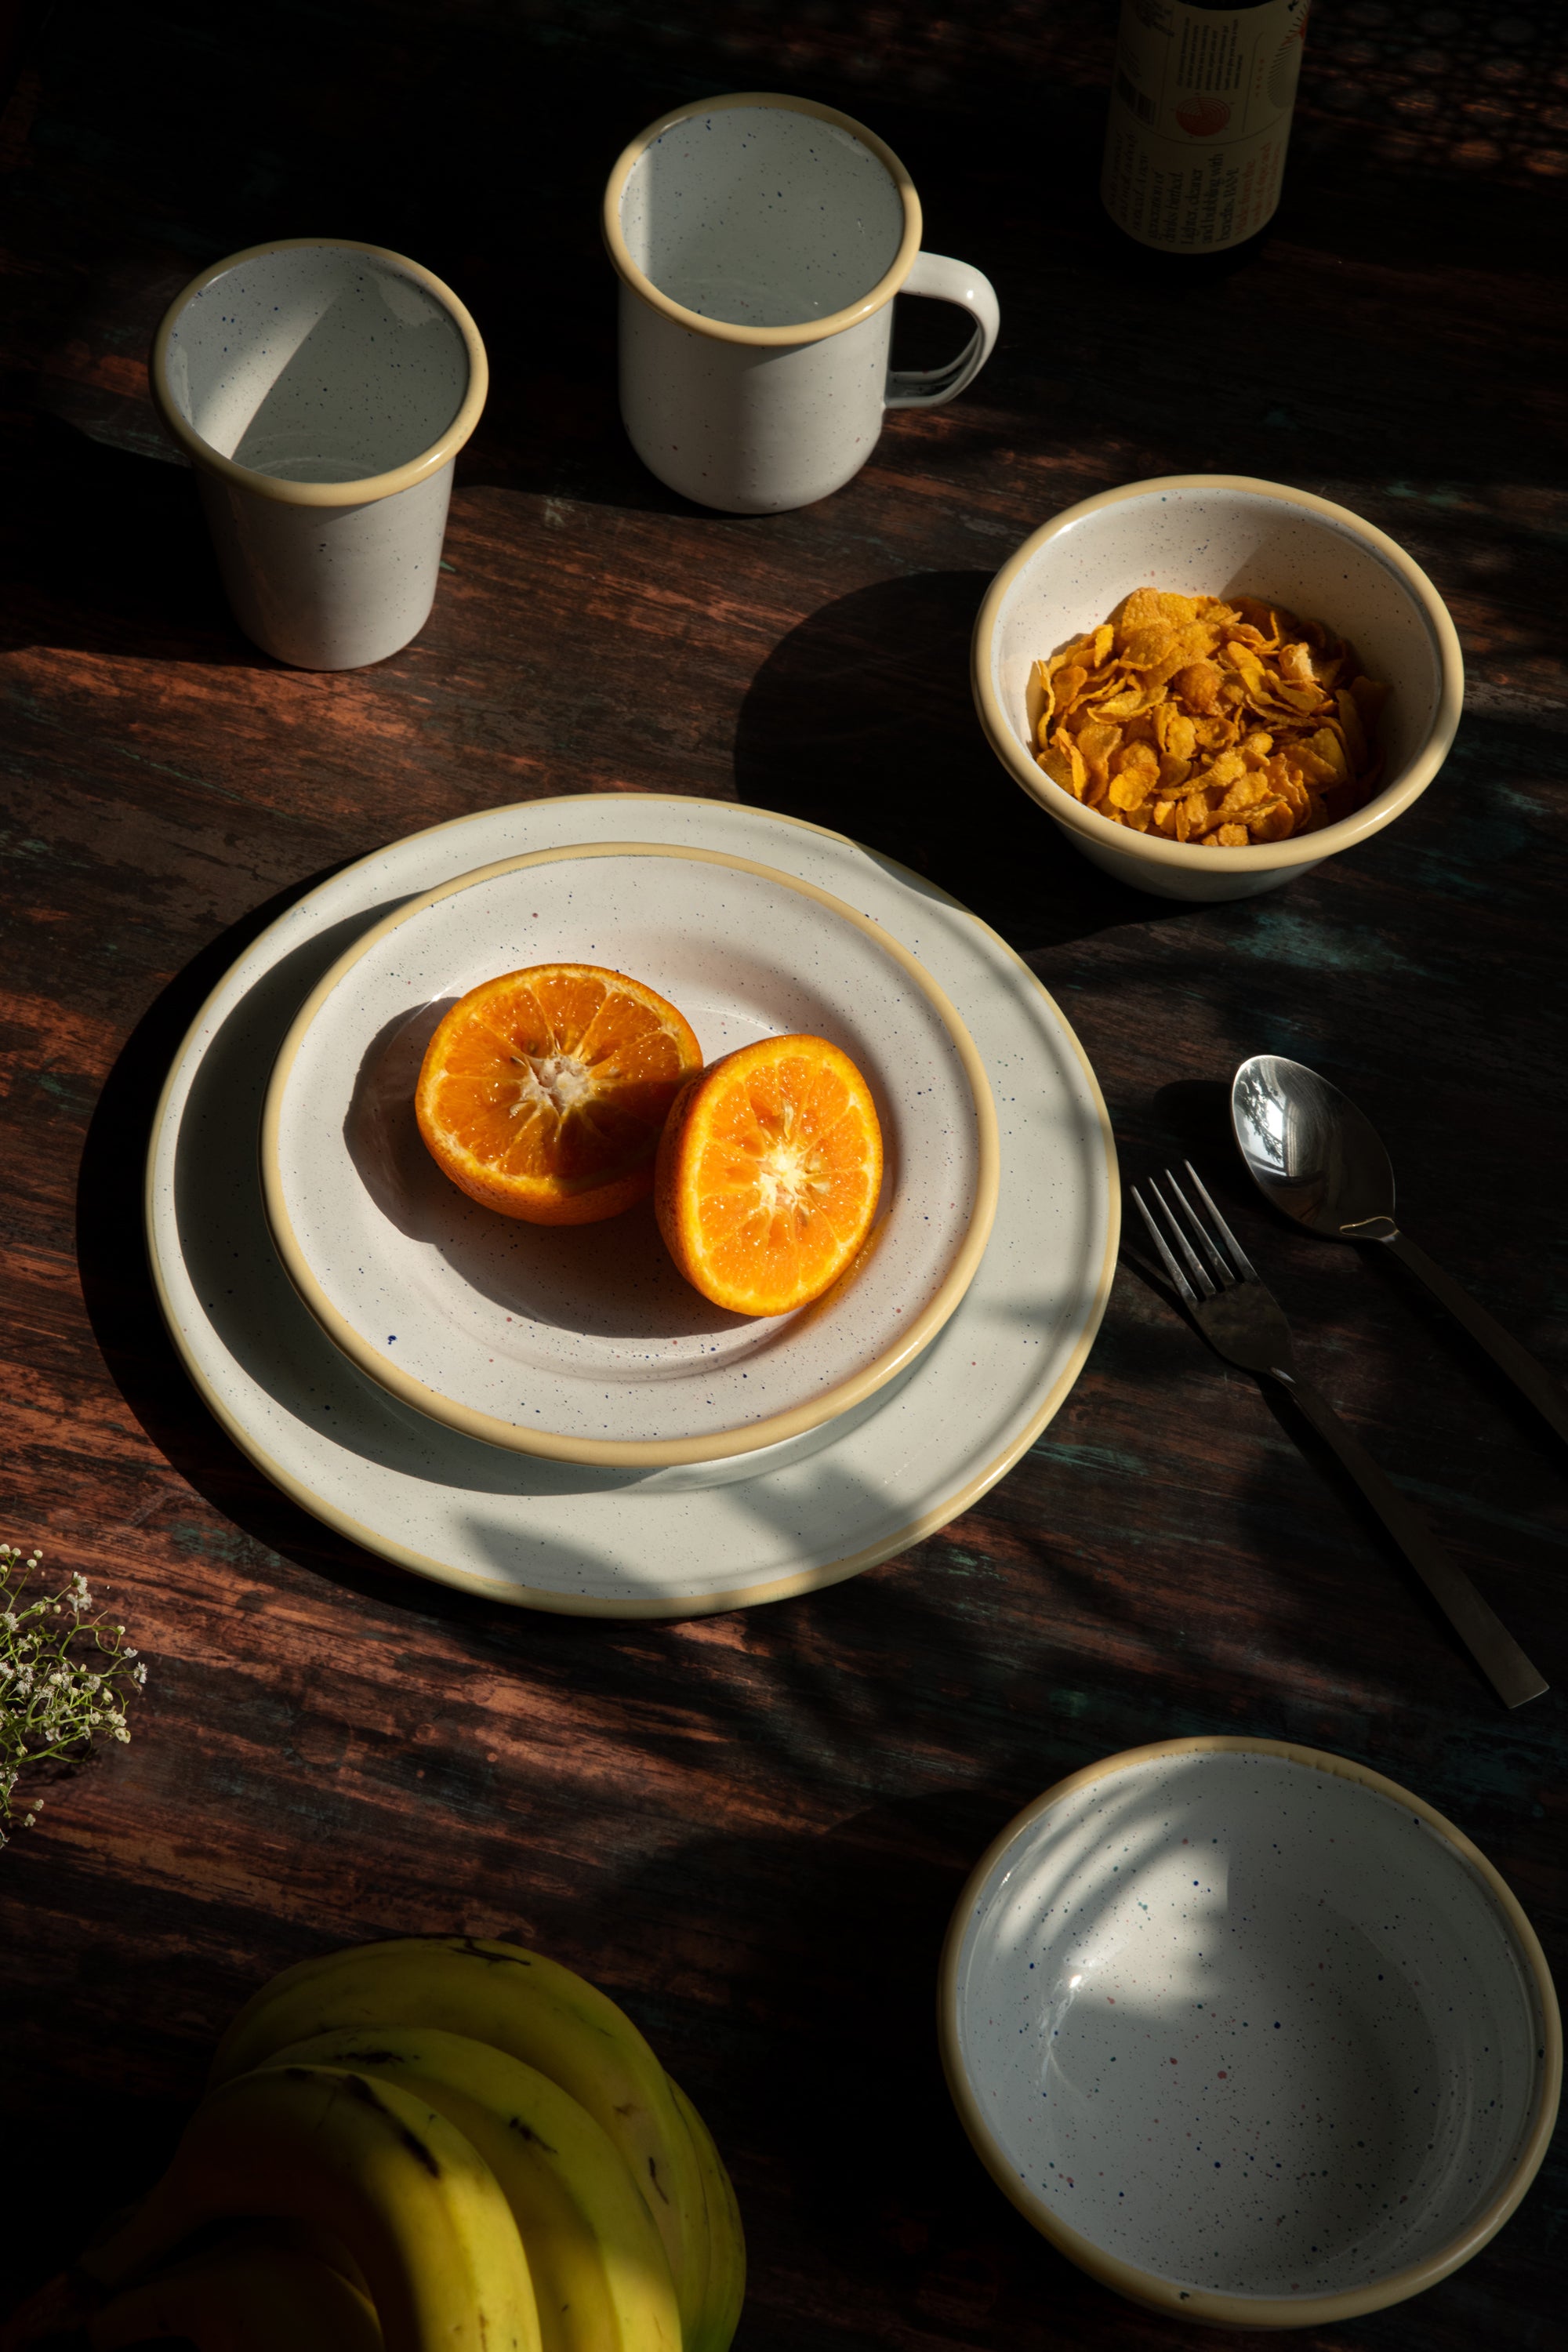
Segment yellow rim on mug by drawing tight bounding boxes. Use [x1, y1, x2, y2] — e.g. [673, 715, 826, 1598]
[602, 91, 924, 347]
[938, 1736, 1563, 2331]
[146, 796, 1119, 1617]
[148, 237, 490, 508]
[971, 474, 1466, 873]
[260, 840, 1002, 1470]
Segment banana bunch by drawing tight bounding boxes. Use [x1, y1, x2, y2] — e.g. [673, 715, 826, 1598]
[77, 1937, 745, 2352]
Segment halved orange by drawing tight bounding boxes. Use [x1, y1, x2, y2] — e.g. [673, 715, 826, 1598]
[416, 964, 702, 1225]
[654, 1034, 884, 1316]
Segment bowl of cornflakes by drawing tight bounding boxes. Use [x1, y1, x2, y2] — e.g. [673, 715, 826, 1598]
[971, 476, 1464, 902]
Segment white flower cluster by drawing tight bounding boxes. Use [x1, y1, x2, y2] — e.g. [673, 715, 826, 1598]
[0, 1543, 148, 1846]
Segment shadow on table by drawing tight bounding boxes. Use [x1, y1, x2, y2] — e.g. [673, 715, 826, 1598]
[0, 413, 264, 669]
[732, 572, 1190, 958]
[72, 885, 546, 1615]
[1115, 1080, 1562, 1692]
[641, 1787, 1067, 2345]
[72, 869, 394, 1585]
[1149, 1066, 1568, 1478]
[600, 1780, 1325, 2352]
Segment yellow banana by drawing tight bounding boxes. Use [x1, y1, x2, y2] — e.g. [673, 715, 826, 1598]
[79, 2063, 539, 2352]
[666, 2077, 746, 2352]
[265, 2027, 681, 2352]
[89, 2240, 380, 2352]
[209, 1938, 705, 2339]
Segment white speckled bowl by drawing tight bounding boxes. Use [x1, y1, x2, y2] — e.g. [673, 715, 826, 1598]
[972, 477, 1465, 902]
[941, 1739, 1559, 2330]
[262, 842, 998, 1468]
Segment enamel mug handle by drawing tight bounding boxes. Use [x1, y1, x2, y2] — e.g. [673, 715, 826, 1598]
[884, 252, 1000, 411]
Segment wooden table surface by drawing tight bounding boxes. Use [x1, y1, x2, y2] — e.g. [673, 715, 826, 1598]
[2, 3, 1565, 2345]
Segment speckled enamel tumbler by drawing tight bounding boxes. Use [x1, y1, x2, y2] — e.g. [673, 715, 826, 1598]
[150, 239, 488, 670]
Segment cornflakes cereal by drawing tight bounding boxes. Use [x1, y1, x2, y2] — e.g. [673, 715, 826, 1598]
[1033, 591, 1388, 846]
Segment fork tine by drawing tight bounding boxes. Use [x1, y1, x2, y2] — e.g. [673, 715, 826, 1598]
[1185, 1160, 1260, 1282]
[1132, 1186, 1198, 1308]
[1165, 1167, 1235, 1287]
[1148, 1177, 1218, 1298]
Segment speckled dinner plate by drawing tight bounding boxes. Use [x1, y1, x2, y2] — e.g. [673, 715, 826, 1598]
[941, 1738, 1560, 2329]
[146, 795, 1116, 1617]
[260, 844, 997, 1467]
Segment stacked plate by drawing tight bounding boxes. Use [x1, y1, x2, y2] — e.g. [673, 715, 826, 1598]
[147, 796, 1117, 1616]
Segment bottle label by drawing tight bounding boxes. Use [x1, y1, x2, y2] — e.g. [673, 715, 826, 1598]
[1102, 1, 1312, 253]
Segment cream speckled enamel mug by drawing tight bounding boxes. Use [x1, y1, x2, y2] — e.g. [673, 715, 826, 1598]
[151, 238, 488, 670]
[603, 93, 1000, 514]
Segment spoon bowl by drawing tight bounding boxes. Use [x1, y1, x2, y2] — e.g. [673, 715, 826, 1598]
[1231, 1055, 1397, 1239]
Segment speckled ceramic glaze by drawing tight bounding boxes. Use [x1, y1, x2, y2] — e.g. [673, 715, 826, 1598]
[942, 1740, 1560, 2330]
[146, 795, 1116, 1615]
[261, 844, 999, 1468]
[972, 477, 1465, 902]
[151, 239, 488, 670]
[604, 94, 999, 512]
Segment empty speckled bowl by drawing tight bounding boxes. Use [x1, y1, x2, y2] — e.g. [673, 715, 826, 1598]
[972, 477, 1464, 902]
[262, 841, 999, 1468]
[151, 238, 487, 670]
[941, 1738, 1559, 2330]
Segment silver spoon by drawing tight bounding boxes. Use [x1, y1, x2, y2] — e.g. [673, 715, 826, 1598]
[1232, 1054, 1568, 1447]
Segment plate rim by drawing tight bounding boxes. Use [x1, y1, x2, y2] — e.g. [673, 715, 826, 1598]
[144, 792, 1120, 1617]
[937, 1733, 1563, 2329]
[258, 838, 1000, 1468]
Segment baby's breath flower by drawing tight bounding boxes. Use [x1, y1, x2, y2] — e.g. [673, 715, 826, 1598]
[0, 1544, 148, 1847]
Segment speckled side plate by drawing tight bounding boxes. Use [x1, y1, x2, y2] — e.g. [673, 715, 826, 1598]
[146, 794, 1116, 1617]
[260, 844, 997, 1468]
[941, 1738, 1560, 2329]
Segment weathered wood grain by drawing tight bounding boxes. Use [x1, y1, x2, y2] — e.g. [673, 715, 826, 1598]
[2, 4, 1565, 2347]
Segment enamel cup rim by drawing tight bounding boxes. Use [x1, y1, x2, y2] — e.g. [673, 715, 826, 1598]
[938, 1736, 1563, 2330]
[602, 90, 924, 347]
[971, 475, 1466, 876]
[149, 237, 490, 509]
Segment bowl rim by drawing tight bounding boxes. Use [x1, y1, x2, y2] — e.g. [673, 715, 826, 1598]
[938, 1734, 1563, 2331]
[971, 474, 1465, 873]
[149, 237, 489, 509]
[260, 839, 1001, 1468]
[601, 90, 924, 347]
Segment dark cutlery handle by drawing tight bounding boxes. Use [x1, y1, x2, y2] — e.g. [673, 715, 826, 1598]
[1386, 1229, 1568, 1446]
[1276, 1368, 1548, 1709]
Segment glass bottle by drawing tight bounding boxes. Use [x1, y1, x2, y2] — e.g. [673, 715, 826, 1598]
[1102, 1, 1312, 255]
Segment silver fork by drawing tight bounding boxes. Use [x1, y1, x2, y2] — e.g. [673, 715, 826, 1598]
[1134, 1163, 1548, 1711]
